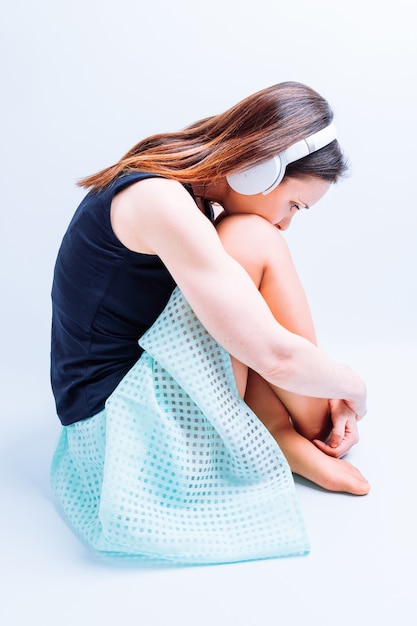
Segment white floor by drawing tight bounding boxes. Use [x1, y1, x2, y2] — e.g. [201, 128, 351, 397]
[1, 338, 415, 626]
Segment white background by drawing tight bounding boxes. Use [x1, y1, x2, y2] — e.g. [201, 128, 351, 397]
[1, 1, 416, 624]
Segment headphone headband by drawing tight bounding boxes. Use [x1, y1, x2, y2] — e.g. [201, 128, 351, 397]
[226, 122, 337, 196]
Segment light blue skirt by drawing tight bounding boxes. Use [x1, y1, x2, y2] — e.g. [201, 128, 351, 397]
[51, 288, 309, 564]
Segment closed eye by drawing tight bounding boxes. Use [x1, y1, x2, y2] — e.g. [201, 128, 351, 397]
[291, 203, 301, 211]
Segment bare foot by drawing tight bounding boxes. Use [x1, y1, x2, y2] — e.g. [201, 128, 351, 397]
[276, 426, 370, 496]
[300, 455, 370, 496]
[242, 370, 370, 495]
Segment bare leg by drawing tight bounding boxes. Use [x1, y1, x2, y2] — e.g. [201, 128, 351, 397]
[245, 370, 370, 495]
[216, 214, 369, 494]
[216, 214, 330, 439]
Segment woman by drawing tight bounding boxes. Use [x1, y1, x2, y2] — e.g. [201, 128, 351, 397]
[50, 81, 369, 564]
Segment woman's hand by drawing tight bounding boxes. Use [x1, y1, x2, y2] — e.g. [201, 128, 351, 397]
[313, 399, 360, 458]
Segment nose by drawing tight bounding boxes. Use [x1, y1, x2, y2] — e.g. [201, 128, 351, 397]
[275, 214, 294, 231]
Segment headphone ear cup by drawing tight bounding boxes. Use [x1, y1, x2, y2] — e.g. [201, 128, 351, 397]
[226, 156, 283, 195]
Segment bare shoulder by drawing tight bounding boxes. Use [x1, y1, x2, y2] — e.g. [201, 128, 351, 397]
[116, 176, 192, 212]
[111, 176, 208, 255]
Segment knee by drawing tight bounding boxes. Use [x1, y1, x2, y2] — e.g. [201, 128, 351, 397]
[216, 214, 291, 274]
[216, 214, 284, 285]
[217, 213, 286, 244]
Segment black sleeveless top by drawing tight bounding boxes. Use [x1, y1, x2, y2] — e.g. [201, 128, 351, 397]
[51, 171, 214, 426]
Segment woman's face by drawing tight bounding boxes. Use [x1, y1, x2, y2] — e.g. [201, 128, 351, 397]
[223, 176, 331, 231]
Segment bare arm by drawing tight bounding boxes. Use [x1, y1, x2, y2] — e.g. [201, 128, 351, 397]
[111, 178, 367, 417]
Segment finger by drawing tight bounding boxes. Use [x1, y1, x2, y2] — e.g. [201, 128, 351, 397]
[328, 419, 347, 449]
[313, 438, 346, 458]
[313, 424, 359, 458]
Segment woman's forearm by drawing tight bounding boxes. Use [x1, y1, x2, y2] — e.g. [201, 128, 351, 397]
[258, 334, 367, 418]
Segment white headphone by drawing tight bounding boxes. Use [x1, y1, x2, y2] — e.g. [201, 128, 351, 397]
[226, 122, 337, 195]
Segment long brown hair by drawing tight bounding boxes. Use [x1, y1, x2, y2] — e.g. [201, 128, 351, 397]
[78, 81, 348, 190]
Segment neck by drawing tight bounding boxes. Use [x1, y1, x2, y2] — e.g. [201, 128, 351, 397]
[191, 179, 229, 207]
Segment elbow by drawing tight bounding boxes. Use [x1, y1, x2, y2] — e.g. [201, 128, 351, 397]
[256, 347, 299, 389]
